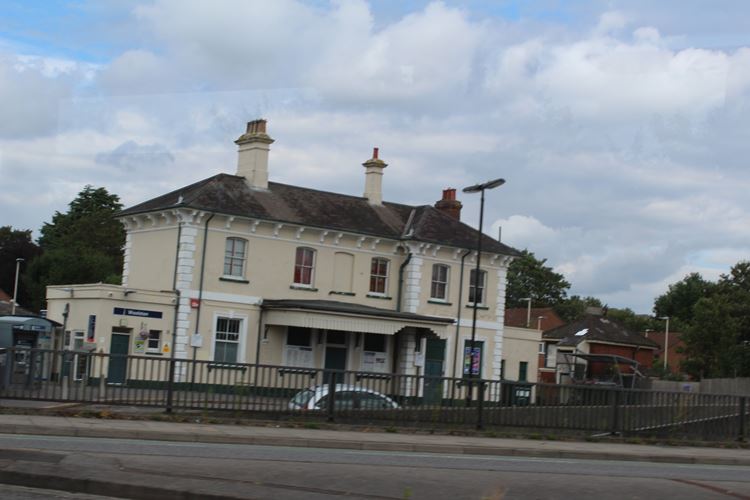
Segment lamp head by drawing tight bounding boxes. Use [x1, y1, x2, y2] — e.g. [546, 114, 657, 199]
[463, 178, 505, 193]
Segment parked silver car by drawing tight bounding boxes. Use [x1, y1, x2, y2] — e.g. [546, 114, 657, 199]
[289, 384, 399, 411]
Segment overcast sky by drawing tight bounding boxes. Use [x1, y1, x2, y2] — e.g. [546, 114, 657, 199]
[1, 1, 749, 314]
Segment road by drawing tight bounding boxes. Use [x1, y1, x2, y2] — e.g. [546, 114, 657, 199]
[0, 434, 749, 499]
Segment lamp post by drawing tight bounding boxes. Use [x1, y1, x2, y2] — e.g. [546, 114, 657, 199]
[463, 178, 505, 405]
[11, 258, 24, 315]
[659, 316, 670, 370]
[521, 297, 532, 328]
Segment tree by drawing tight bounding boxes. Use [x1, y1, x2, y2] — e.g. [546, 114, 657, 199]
[553, 295, 602, 323]
[505, 250, 571, 308]
[605, 307, 660, 333]
[653, 272, 715, 332]
[682, 295, 741, 378]
[0, 226, 41, 307]
[25, 186, 125, 310]
[674, 262, 750, 378]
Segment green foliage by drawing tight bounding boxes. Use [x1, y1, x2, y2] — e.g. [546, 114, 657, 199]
[671, 262, 750, 379]
[553, 295, 602, 323]
[26, 186, 125, 310]
[653, 272, 715, 332]
[0, 226, 40, 307]
[506, 249, 571, 308]
[605, 307, 661, 333]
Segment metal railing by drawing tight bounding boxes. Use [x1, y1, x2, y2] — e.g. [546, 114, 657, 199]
[0, 347, 747, 441]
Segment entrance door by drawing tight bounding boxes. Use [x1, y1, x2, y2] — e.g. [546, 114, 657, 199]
[325, 346, 347, 383]
[424, 338, 446, 405]
[108, 333, 130, 384]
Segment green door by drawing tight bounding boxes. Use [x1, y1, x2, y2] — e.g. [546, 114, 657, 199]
[108, 333, 129, 384]
[325, 346, 347, 383]
[424, 338, 445, 405]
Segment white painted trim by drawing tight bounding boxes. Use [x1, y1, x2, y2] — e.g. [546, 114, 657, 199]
[182, 289, 263, 306]
[210, 311, 249, 364]
[457, 318, 502, 330]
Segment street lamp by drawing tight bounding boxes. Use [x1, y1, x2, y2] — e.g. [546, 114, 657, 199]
[11, 257, 24, 315]
[521, 297, 532, 328]
[463, 177, 505, 404]
[659, 316, 670, 370]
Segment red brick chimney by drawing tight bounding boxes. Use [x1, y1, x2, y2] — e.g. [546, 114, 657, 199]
[435, 188, 462, 220]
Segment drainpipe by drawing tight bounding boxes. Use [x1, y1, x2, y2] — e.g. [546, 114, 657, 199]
[253, 307, 265, 386]
[192, 213, 215, 372]
[452, 250, 472, 386]
[396, 247, 413, 312]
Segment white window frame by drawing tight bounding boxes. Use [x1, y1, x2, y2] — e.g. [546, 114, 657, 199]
[369, 257, 390, 295]
[293, 247, 316, 287]
[147, 330, 161, 353]
[284, 327, 315, 368]
[223, 237, 247, 279]
[430, 264, 450, 301]
[468, 268, 487, 305]
[211, 313, 247, 364]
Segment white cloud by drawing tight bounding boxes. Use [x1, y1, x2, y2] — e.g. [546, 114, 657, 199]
[2, 1, 750, 315]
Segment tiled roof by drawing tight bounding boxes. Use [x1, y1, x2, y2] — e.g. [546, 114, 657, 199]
[504, 307, 565, 330]
[119, 174, 520, 256]
[0, 301, 34, 316]
[543, 314, 659, 349]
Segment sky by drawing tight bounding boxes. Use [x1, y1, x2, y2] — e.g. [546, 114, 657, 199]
[1, 0, 749, 314]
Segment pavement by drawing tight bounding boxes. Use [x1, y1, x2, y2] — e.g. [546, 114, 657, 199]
[0, 399, 749, 499]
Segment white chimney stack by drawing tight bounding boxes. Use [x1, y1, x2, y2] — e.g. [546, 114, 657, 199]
[235, 119, 274, 189]
[363, 147, 387, 205]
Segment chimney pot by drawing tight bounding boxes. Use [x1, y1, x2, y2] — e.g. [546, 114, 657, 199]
[246, 119, 267, 134]
[442, 188, 456, 201]
[435, 187, 462, 220]
[373, 147, 379, 159]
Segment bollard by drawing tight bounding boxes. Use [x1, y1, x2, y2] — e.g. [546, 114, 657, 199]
[61, 376, 69, 400]
[327, 371, 337, 422]
[739, 397, 747, 442]
[476, 381, 485, 430]
[610, 389, 621, 435]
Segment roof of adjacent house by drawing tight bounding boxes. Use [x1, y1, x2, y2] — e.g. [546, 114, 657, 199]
[0, 300, 34, 317]
[543, 314, 659, 349]
[119, 174, 520, 256]
[261, 299, 455, 324]
[504, 307, 565, 330]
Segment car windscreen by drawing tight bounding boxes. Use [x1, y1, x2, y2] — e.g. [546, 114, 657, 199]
[291, 389, 315, 407]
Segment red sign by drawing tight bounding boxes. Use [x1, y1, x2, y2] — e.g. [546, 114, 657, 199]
[190, 298, 201, 309]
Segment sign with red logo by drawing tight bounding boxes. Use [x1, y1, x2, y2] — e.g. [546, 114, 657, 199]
[190, 298, 201, 309]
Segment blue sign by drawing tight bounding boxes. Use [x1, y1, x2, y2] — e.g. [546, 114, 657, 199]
[113, 307, 163, 319]
[87, 315, 96, 343]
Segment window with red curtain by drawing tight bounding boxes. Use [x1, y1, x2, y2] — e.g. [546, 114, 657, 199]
[294, 247, 315, 285]
[369, 258, 389, 294]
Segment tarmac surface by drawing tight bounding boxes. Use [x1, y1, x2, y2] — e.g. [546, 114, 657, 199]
[0, 399, 749, 499]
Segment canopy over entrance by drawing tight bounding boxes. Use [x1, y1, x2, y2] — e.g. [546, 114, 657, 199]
[262, 299, 453, 337]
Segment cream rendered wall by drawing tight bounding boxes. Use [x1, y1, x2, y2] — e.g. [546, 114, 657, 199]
[502, 326, 541, 383]
[124, 226, 180, 291]
[415, 252, 510, 380]
[46, 284, 175, 355]
[197, 218, 404, 305]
